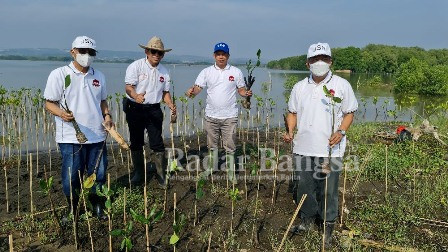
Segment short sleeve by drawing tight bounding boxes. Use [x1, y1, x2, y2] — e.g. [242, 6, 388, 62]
[164, 74, 171, 92]
[44, 69, 64, 102]
[101, 75, 107, 100]
[341, 80, 358, 114]
[287, 85, 299, 114]
[195, 69, 207, 88]
[236, 68, 245, 88]
[125, 62, 138, 85]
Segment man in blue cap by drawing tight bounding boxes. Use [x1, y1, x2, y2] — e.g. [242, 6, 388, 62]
[186, 42, 252, 183]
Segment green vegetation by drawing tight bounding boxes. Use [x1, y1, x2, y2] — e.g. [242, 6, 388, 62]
[268, 44, 448, 74]
[395, 58, 448, 95]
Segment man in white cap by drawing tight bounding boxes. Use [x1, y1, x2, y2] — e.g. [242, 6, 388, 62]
[44, 36, 114, 219]
[284, 42, 358, 247]
[124, 36, 176, 187]
[185, 42, 252, 184]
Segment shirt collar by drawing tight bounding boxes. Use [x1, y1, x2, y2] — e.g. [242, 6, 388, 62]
[145, 58, 160, 70]
[213, 63, 230, 70]
[68, 62, 94, 75]
[308, 70, 333, 85]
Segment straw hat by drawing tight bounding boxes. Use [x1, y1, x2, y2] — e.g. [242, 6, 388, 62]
[138, 36, 172, 52]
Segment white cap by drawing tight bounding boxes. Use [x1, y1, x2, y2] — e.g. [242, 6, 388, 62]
[72, 36, 96, 50]
[307, 42, 331, 59]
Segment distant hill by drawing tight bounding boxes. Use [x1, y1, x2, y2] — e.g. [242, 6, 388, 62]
[0, 48, 259, 65]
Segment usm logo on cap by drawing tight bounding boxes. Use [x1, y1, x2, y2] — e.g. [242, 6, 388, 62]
[313, 44, 326, 52]
[81, 38, 94, 46]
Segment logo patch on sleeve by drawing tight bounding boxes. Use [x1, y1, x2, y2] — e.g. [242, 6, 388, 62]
[228, 76, 235, 82]
[159, 76, 165, 83]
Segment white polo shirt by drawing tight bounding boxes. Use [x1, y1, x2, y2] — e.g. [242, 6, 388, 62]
[125, 58, 170, 104]
[44, 62, 107, 144]
[195, 64, 245, 119]
[288, 71, 358, 157]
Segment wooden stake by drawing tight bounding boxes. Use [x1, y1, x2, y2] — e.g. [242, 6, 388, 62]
[340, 163, 348, 227]
[173, 192, 177, 252]
[385, 145, 388, 196]
[9, 234, 13, 252]
[4, 162, 9, 213]
[78, 171, 94, 252]
[29, 154, 34, 223]
[69, 167, 78, 249]
[322, 176, 328, 252]
[143, 149, 150, 252]
[108, 174, 112, 252]
[276, 194, 307, 252]
[207, 231, 212, 252]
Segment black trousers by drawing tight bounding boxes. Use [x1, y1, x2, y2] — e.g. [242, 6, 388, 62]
[124, 98, 165, 152]
[292, 155, 342, 222]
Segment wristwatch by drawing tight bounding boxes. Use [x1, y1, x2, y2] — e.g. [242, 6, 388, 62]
[337, 129, 346, 136]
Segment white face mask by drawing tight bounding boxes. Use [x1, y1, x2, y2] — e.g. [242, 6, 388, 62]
[75, 53, 94, 67]
[309, 60, 331, 77]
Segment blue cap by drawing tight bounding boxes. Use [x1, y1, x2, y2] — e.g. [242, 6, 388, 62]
[214, 42, 229, 54]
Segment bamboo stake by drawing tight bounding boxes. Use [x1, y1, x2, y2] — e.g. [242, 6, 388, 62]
[123, 187, 127, 224]
[143, 149, 150, 252]
[9, 234, 13, 252]
[276, 194, 307, 252]
[127, 150, 131, 192]
[340, 163, 348, 227]
[78, 171, 94, 252]
[4, 162, 9, 213]
[173, 192, 177, 252]
[243, 142, 247, 200]
[385, 145, 388, 196]
[207, 231, 212, 252]
[69, 167, 78, 249]
[108, 174, 112, 252]
[29, 154, 34, 223]
[322, 176, 328, 252]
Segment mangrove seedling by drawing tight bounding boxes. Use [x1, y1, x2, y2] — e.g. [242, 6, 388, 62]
[110, 221, 134, 251]
[242, 49, 261, 109]
[130, 207, 163, 231]
[39, 176, 62, 234]
[61, 75, 87, 143]
[169, 211, 186, 246]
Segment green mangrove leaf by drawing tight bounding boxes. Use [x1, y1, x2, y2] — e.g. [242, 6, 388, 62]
[48, 176, 54, 188]
[120, 239, 126, 250]
[125, 238, 133, 250]
[105, 199, 112, 210]
[170, 233, 179, 245]
[333, 97, 342, 103]
[110, 229, 124, 236]
[39, 179, 47, 191]
[64, 75, 71, 89]
[323, 85, 330, 96]
[83, 174, 96, 189]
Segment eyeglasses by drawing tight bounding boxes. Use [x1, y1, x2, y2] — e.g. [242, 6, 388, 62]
[149, 49, 164, 56]
[76, 48, 97, 56]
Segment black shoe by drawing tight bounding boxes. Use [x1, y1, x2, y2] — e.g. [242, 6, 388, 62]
[290, 217, 315, 234]
[89, 194, 107, 220]
[323, 221, 335, 249]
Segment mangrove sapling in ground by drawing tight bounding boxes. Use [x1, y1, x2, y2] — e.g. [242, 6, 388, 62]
[39, 175, 62, 235]
[111, 220, 134, 251]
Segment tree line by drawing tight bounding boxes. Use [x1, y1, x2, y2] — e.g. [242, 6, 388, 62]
[269, 44, 448, 95]
[267, 44, 448, 74]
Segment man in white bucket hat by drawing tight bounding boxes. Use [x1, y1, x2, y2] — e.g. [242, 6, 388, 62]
[124, 36, 176, 187]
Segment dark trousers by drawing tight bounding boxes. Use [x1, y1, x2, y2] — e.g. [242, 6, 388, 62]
[124, 99, 164, 152]
[292, 154, 342, 222]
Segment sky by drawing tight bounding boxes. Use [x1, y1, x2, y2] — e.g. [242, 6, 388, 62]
[0, 0, 447, 60]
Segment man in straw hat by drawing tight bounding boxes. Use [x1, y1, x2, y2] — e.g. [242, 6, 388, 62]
[284, 42, 358, 247]
[44, 35, 114, 220]
[123, 36, 176, 187]
[185, 42, 252, 184]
